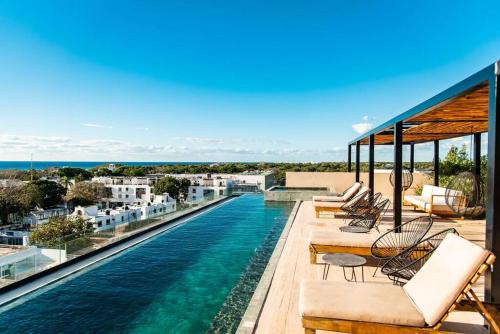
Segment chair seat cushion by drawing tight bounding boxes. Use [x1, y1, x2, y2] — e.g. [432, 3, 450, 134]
[309, 230, 379, 247]
[312, 195, 343, 202]
[313, 201, 344, 208]
[299, 281, 425, 327]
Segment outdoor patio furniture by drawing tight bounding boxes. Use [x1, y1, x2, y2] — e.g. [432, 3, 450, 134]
[371, 216, 433, 276]
[313, 186, 369, 218]
[341, 192, 382, 221]
[339, 198, 390, 233]
[312, 182, 361, 202]
[381, 228, 458, 285]
[300, 234, 499, 334]
[322, 253, 366, 282]
[309, 216, 432, 264]
[404, 185, 464, 217]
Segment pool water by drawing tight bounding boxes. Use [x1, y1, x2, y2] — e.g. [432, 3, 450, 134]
[0, 195, 294, 334]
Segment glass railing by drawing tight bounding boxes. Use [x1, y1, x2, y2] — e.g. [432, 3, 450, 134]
[0, 196, 228, 288]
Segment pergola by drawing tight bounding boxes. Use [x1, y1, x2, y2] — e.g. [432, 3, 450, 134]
[348, 61, 500, 303]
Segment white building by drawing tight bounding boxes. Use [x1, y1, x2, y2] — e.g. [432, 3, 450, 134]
[92, 176, 155, 205]
[187, 186, 215, 203]
[22, 207, 68, 227]
[72, 193, 176, 232]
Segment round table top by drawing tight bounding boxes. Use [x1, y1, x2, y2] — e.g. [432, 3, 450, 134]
[339, 225, 370, 233]
[322, 253, 367, 267]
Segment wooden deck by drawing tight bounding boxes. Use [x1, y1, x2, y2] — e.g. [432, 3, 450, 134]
[254, 201, 488, 334]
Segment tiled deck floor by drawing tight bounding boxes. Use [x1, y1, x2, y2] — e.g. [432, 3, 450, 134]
[255, 201, 487, 334]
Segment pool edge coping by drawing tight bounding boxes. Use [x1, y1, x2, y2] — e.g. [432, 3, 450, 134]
[236, 200, 301, 334]
[0, 195, 238, 307]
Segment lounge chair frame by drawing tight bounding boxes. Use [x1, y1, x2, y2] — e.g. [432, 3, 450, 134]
[302, 254, 499, 334]
[309, 216, 432, 264]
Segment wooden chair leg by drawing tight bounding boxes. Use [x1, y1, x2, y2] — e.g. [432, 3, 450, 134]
[468, 290, 500, 334]
[309, 246, 317, 264]
[315, 208, 320, 218]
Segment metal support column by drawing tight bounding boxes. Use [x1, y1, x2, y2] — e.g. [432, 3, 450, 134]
[394, 122, 403, 229]
[355, 141, 360, 182]
[347, 144, 352, 172]
[434, 140, 440, 186]
[486, 72, 500, 303]
[409, 144, 415, 173]
[368, 134, 375, 195]
[474, 133, 481, 177]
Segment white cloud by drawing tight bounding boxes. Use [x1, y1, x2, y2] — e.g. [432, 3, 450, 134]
[352, 122, 373, 134]
[83, 123, 113, 129]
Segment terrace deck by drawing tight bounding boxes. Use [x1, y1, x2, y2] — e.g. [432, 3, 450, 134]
[254, 201, 488, 334]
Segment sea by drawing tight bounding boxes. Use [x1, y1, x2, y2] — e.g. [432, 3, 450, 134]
[0, 161, 212, 171]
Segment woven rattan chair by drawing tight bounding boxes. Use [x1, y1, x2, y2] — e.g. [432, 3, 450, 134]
[339, 198, 390, 233]
[381, 228, 458, 285]
[370, 216, 433, 276]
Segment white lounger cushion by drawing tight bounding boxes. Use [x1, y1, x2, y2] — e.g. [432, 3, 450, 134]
[299, 281, 425, 327]
[312, 182, 361, 202]
[312, 201, 343, 208]
[309, 230, 379, 247]
[403, 234, 490, 326]
[312, 195, 343, 202]
[341, 182, 362, 201]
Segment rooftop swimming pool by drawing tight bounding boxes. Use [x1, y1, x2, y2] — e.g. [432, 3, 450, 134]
[0, 195, 294, 333]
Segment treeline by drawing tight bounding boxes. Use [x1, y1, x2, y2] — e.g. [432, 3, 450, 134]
[0, 161, 437, 186]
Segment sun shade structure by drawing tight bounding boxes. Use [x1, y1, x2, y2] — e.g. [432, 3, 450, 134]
[347, 61, 500, 304]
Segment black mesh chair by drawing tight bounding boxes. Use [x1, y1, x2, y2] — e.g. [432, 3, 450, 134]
[370, 216, 433, 276]
[381, 228, 458, 285]
[339, 189, 370, 217]
[339, 198, 390, 233]
[343, 192, 382, 220]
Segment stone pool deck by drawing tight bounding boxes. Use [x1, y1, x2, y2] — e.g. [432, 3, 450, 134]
[252, 200, 488, 334]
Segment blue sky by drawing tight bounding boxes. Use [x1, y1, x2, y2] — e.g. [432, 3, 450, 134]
[0, 1, 498, 162]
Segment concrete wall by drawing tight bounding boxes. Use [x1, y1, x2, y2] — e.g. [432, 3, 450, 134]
[286, 171, 431, 197]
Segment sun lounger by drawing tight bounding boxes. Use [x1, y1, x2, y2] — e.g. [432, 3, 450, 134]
[312, 182, 362, 202]
[309, 216, 431, 264]
[314, 186, 369, 218]
[300, 233, 498, 333]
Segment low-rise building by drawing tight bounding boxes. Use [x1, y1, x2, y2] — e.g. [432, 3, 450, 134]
[73, 193, 176, 231]
[22, 207, 68, 227]
[92, 176, 155, 206]
[187, 186, 215, 203]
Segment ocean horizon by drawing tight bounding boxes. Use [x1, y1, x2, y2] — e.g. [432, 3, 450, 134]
[0, 161, 214, 171]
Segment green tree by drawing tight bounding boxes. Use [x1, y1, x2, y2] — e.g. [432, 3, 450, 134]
[30, 215, 93, 246]
[57, 167, 93, 181]
[65, 182, 110, 206]
[0, 183, 41, 224]
[178, 178, 191, 199]
[30, 180, 66, 208]
[153, 176, 181, 199]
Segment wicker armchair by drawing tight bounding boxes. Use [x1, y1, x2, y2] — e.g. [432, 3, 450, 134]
[370, 216, 433, 276]
[381, 228, 458, 285]
[339, 198, 390, 233]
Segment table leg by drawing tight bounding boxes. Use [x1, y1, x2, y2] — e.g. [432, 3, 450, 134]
[323, 264, 331, 280]
[361, 266, 364, 282]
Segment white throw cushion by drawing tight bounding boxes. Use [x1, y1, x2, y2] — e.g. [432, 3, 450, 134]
[403, 234, 490, 326]
[341, 182, 362, 201]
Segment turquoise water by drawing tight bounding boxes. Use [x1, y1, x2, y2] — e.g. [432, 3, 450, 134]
[0, 195, 293, 333]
